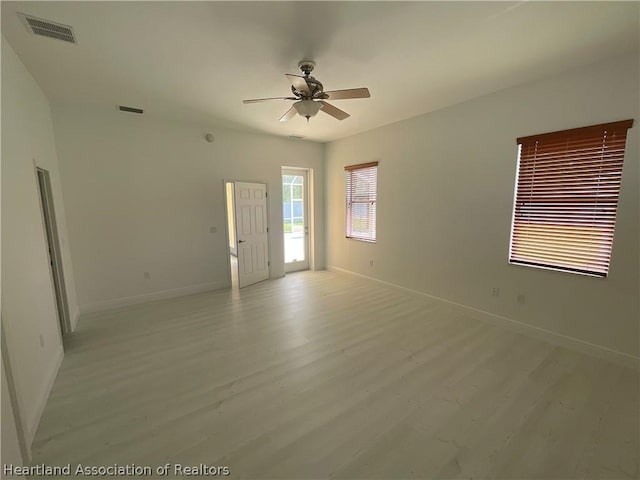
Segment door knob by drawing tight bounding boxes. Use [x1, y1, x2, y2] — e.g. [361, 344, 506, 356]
[238, 240, 246, 243]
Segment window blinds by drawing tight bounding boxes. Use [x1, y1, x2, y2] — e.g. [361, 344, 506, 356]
[345, 162, 378, 242]
[510, 119, 633, 277]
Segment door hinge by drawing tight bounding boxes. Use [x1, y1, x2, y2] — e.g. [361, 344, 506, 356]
[267, 227, 269, 233]
[268, 261, 270, 266]
[265, 192, 268, 197]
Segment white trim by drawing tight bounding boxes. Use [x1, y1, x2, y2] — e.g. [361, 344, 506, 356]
[308, 168, 317, 271]
[282, 167, 310, 273]
[79, 281, 229, 315]
[70, 306, 80, 332]
[25, 345, 63, 447]
[507, 143, 521, 263]
[33, 164, 72, 337]
[327, 265, 639, 370]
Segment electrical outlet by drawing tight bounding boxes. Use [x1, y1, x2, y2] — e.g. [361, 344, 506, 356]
[210, 226, 217, 233]
[517, 294, 526, 305]
[39, 334, 44, 348]
[369, 260, 374, 267]
[144, 272, 150, 279]
[492, 287, 500, 297]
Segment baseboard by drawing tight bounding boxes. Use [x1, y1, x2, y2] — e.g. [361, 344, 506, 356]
[25, 345, 63, 448]
[327, 265, 639, 370]
[70, 305, 80, 332]
[79, 280, 229, 315]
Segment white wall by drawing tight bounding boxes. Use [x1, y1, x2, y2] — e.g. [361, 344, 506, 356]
[326, 53, 639, 360]
[1, 37, 78, 446]
[2, 350, 25, 471]
[51, 106, 325, 311]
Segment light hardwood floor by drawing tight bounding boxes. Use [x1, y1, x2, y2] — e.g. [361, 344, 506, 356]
[32, 270, 638, 479]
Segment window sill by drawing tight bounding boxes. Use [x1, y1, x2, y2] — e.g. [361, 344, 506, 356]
[508, 260, 606, 278]
[346, 236, 376, 244]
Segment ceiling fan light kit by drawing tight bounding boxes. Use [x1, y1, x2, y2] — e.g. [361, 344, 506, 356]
[243, 60, 371, 123]
[293, 99, 323, 121]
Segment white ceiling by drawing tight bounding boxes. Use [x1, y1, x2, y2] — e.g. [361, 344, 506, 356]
[2, 1, 638, 142]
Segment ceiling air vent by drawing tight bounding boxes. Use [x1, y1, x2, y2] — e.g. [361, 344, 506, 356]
[118, 106, 144, 114]
[19, 13, 76, 44]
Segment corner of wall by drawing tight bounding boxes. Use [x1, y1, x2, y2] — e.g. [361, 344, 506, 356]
[25, 345, 63, 447]
[328, 265, 639, 370]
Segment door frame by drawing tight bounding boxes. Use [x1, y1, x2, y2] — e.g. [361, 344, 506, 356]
[282, 167, 310, 273]
[222, 179, 272, 288]
[35, 166, 71, 336]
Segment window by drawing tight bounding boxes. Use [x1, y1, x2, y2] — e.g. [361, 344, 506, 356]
[509, 119, 633, 277]
[345, 162, 378, 242]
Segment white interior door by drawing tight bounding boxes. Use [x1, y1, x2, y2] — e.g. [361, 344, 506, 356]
[234, 182, 269, 288]
[282, 169, 309, 272]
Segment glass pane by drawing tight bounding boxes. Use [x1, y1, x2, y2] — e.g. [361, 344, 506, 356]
[345, 165, 377, 242]
[350, 202, 376, 241]
[283, 174, 305, 263]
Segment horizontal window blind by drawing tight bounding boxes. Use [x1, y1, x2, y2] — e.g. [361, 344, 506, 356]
[345, 162, 378, 242]
[510, 119, 633, 277]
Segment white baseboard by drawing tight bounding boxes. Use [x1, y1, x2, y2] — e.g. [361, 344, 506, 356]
[79, 281, 229, 315]
[328, 265, 639, 370]
[25, 345, 63, 448]
[70, 305, 80, 332]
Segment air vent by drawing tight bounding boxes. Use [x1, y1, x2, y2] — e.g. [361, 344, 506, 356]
[288, 135, 304, 140]
[19, 13, 76, 44]
[118, 106, 144, 114]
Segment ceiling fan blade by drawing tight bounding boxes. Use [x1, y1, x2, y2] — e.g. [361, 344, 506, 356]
[243, 96, 297, 104]
[319, 101, 350, 121]
[285, 74, 311, 94]
[279, 106, 297, 122]
[323, 88, 371, 100]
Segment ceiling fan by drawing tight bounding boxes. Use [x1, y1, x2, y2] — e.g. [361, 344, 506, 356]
[243, 61, 371, 122]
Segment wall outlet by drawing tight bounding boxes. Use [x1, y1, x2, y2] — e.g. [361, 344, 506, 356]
[517, 294, 526, 305]
[144, 272, 150, 279]
[369, 260, 374, 267]
[39, 334, 44, 348]
[492, 287, 500, 297]
[210, 226, 217, 233]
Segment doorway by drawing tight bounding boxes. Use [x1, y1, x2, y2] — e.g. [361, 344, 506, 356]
[224, 180, 270, 289]
[36, 168, 71, 337]
[225, 182, 238, 288]
[282, 168, 309, 273]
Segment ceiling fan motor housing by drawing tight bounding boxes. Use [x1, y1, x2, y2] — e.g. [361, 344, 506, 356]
[298, 60, 316, 75]
[291, 76, 323, 98]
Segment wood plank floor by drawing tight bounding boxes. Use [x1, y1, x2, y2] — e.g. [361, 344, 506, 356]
[32, 270, 639, 479]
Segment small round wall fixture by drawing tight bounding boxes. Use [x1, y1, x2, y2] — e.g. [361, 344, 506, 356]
[205, 133, 214, 143]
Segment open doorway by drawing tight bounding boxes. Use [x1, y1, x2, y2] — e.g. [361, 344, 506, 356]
[36, 167, 71, 338]
[225, 182, 238, 288]
[224, 180, 270, 289]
